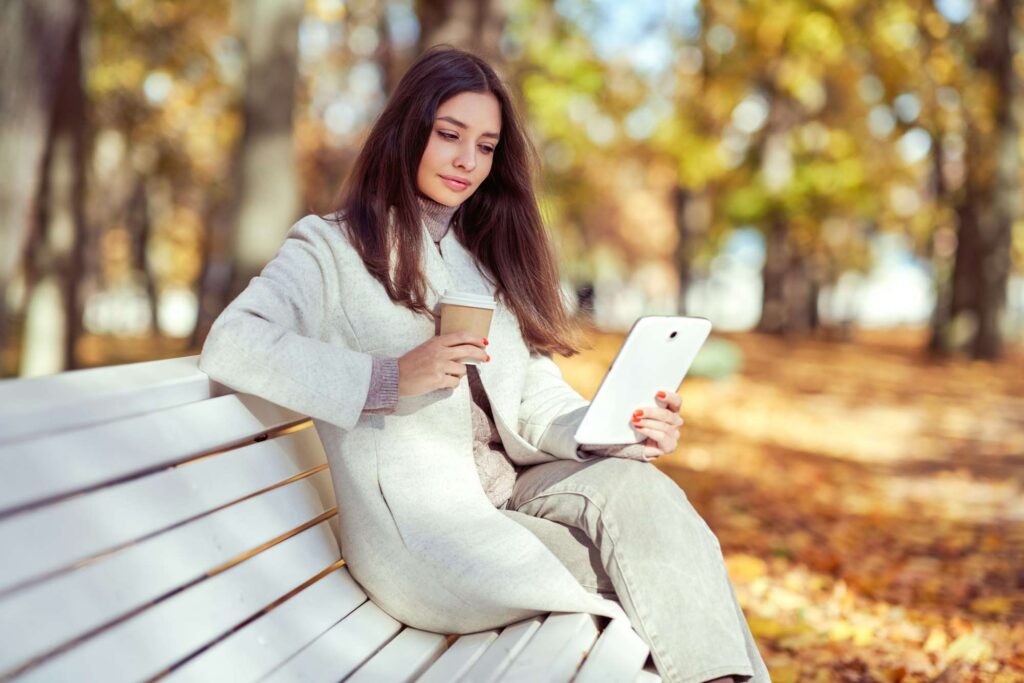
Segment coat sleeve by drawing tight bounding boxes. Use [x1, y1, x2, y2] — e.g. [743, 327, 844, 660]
[198, 215, 375, 431]
[516, 350, 599, 462]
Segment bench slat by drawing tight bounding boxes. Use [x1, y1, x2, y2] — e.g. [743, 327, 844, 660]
[416, 630, 498, 683]
[347, 627, 448, 683]
[498, 613, 599, 683]
[258, 600, 403, 683]
[573, 617, 650, 683]
[0, 474, 333, 678]
[164, 567, 367, 683]
[13, 520, 340, 682]
[460, 616, 543, 682]
[0, 430, 324, 595]
[0, 392, 306, 516]
[0, 356, 213, 446]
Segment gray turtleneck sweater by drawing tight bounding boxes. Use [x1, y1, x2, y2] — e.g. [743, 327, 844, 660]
[362, 196, 647, 507]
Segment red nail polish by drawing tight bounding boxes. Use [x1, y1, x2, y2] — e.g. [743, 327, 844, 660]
[631, 415, 641, 423]
[483, 338, 489, 345]
[633, 409, 643, 417]
[486, 354, 490, 362]
[657, 391, 666, 399]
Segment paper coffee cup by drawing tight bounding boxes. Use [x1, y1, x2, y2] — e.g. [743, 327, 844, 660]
[438, 290, 496, 365]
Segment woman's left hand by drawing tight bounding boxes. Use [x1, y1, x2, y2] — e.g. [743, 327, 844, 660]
[630, 390, 684, 457]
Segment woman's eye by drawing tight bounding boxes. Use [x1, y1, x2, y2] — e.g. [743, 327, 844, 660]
[438, 130, 493, 154]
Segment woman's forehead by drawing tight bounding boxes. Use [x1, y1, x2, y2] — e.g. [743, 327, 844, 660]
[436, 92, 501, 137]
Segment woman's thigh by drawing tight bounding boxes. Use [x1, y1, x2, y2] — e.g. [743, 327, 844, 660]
[511, 458, 686, 511]
[509, 457, 721, 553]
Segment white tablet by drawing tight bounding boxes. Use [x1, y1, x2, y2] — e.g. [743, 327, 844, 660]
[573, 316, 712, 445]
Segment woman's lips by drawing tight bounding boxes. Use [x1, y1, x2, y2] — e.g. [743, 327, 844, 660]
[441, 175, 470, 191]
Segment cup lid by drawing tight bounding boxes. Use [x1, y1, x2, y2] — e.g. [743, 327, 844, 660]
[440, 289, 497, 309]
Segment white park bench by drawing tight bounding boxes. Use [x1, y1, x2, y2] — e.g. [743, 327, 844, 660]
[0, 355, 659, 682]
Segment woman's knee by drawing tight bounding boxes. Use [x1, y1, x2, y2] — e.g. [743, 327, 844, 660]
[593, 458, 722, 551]
[591, 457, 685, 504]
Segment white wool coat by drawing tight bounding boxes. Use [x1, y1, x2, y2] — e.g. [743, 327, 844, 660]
[198, 213, 628, 633]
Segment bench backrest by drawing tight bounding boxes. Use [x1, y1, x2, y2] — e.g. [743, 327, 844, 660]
[0, 355, 360, 681]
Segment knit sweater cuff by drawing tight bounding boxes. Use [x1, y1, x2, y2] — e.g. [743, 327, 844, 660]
[362, 356, 400, 415]
[577, 442, 652, 462]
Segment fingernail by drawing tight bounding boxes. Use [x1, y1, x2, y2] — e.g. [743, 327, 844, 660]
[631, 415, 641, 423]
[483, 338, 489, 345]
[486, 354, 490, 362]
[633, 409, 643, 416]
[657, 391, 666, 399]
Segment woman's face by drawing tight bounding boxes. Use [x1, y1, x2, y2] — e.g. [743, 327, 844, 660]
[416, 91, 502, 207]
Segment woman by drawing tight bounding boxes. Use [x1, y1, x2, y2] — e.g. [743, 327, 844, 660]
[199, 46, 769, 683]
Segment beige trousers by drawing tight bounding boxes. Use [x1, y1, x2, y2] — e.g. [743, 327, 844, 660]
[501, 457, 771, 683]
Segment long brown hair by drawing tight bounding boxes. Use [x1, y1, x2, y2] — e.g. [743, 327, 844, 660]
[331, 46, 590, 357]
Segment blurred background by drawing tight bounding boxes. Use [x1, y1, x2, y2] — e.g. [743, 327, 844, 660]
[2, 0, 1023, 679]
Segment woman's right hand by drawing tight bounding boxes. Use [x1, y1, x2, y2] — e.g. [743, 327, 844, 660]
[397, 331, 489, 397]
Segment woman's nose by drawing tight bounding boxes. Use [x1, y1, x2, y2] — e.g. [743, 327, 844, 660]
[454, 147, 476, 171]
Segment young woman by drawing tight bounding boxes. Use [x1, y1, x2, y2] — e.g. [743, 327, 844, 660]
[199, 46, 769, 683]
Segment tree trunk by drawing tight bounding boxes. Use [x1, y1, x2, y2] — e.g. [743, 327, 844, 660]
[755, 85, 814, 336]
[378, 7, 398, 96]
[416, 0, 506, 65]
[673, 187, 692, 315]
[127, 182, 159, 337]
[191, 195, 234, 349]
[192, 0, 304, 348]
[757, 219, 788, 334]
[927, 126, 953, 354]
[0, 0, 86, 373]
[758, 217, 816, 336]
[976, 0, 1020, 358]
[53, 4, 87, 372]
[230, 0, 304, 296]
[943, 0, 1018, 360]
[14, 0, 87, 376]
[672, 185, 711, 315]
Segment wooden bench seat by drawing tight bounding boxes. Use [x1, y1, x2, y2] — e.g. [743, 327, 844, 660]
[0, 356, 657, 682]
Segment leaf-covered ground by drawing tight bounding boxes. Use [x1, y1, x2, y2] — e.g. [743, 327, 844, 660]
[559, 328, 1024, 682]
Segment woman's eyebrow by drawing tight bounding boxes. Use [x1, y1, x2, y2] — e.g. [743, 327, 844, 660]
[436, 115, 500, 139]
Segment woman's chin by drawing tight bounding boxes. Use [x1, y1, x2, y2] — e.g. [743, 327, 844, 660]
[434, 191, 465, 207]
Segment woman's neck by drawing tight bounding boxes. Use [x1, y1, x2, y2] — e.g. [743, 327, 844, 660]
[416, 195, 458, 242]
